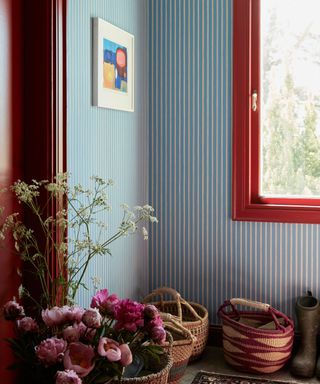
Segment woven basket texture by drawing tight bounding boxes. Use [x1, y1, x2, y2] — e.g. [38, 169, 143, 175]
[218, 299, 294, 374]
[143, 287, 209, 361]
[162, 317, 195, 384]
[120, 353, 173, 384]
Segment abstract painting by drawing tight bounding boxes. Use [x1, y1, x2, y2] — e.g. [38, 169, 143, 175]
[103, 39, 128, 93]
[93, 18, 134, 111]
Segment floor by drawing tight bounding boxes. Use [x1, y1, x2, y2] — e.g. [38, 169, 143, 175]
[181, 347, 319, 384]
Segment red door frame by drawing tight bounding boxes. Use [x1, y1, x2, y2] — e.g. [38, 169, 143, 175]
[0, 0, 67, 381]
[232, 0, 320, 224]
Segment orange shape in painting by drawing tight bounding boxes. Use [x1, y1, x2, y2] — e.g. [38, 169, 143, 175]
[103, 62, 115, 89]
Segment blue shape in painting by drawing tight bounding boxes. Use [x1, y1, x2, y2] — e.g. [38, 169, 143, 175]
[103, 38, 127, 93]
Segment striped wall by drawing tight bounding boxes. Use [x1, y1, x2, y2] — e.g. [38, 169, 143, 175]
[67, 0, 149, 305]
[148, 0, 320, 324]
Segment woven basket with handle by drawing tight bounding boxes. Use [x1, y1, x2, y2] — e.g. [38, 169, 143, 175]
[217, 298, 294, 374]
[143, 287, 209, 360]
[161, 313, 196, 384]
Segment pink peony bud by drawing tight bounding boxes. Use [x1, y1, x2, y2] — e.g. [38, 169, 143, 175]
[3, 300, 24, 320]
[63, 342, 95, 378]
[42, 306, 70, 327]
[97, 337, 121, 361]
[114, 299, 144, 332]
[66, 306, 85, 323]
[55, 369, 82, 384]
[82, 308, 101, 328]
[144, 304, 159, 319]
[151, 326, 166, 345]
[35, 337, 67, 366]
[62, 322, 86, 343]
[17, 316, 39, 333]
[91, 289, 120, 316]
[119, 343, 133, 367]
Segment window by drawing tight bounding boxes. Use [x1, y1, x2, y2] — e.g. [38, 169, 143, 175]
[232, 0, 320, 223]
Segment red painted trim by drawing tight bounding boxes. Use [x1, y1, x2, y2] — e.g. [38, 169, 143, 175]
[232, 0, 320, 224]
[21, 0, 67, 306]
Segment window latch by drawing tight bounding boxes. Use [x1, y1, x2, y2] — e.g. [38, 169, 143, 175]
[252, 90, 258, 112]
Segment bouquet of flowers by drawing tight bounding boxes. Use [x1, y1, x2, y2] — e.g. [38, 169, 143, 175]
[0, 174, 163, 383]
[3, 289, 166, 384]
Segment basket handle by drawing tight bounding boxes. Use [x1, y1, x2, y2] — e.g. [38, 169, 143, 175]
[230, 298, 270, 311]
[143, 287, 203, 323]
[164, 329, 174, 355]
[219, 298, 293, 332]
[143, 287, 183, 320]
[180, 297, 203, 322]
[161, 313, 197, 343]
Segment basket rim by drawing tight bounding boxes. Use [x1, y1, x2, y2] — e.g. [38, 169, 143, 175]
[219, 309, 294, 335]
[121, 353, 173, 383]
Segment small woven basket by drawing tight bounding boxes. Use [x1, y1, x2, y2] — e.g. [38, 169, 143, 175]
[120, 352, 173, 384]
[162, 314, 196, 384]
[143, 287, 209, 360]
[218, 298, 294, 374]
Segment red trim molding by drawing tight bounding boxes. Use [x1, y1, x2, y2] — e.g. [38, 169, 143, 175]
[232, 0, 320, 224]
[21, 0, 67, 305]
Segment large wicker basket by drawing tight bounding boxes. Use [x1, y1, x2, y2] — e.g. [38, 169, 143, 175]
[121, 353, 173, 384]
[218, 298, 294, 374]
[143, 287, 209, 360]
[162, 314, 196, 384]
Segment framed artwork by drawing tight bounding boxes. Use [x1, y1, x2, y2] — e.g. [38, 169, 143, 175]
[93, 18, 134, 112]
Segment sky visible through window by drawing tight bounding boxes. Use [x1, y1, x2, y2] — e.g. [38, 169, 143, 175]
[260, 0, 320, 197]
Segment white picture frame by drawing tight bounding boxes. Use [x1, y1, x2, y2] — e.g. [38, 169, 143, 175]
[93, 18, 134, 112]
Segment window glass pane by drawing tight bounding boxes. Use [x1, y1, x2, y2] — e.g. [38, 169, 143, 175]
[261, 0, 320, 197]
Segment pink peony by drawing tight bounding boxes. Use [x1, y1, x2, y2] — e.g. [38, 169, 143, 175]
[66, 306, 85, 323]
[144, 304, 159, 319]
[91, 289, 120, 316]
[150, 326, 166, 345]
[145, 312, 163, 331]
[97, 337, 121, 361]
[119, 343, 133, 367]
[114, 299, 145, 332]
[42, 306, 70, 327]
[17, 316, 39, 333]
[62, 322, 86, 343]
[82, 308, 101, 328]
[55, 369, 82, 384]
[3, 300, 24, 320]
[63, 342, 95, 378]
[35, 337, 67, 366]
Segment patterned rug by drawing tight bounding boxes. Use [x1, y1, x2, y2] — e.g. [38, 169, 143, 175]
[191, 371, 298, 384]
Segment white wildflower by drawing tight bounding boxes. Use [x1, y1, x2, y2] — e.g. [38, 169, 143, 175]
[91, 276, 102, 290]
[127, 220, 137, 232]
[143, 204, 154, 212]
[57, 242, 68, 253]
[120, 203, 130, 211]
[142, 227, 148, 240]
[11, 180, 40, 203]
[149, 216, 158, 223]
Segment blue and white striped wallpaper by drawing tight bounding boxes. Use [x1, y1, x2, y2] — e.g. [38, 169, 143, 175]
[148, 0, 320, 324]
[67, 0, 149, 306]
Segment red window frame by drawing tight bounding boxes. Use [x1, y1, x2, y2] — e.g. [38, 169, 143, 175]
[232, 0, 320, 224]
